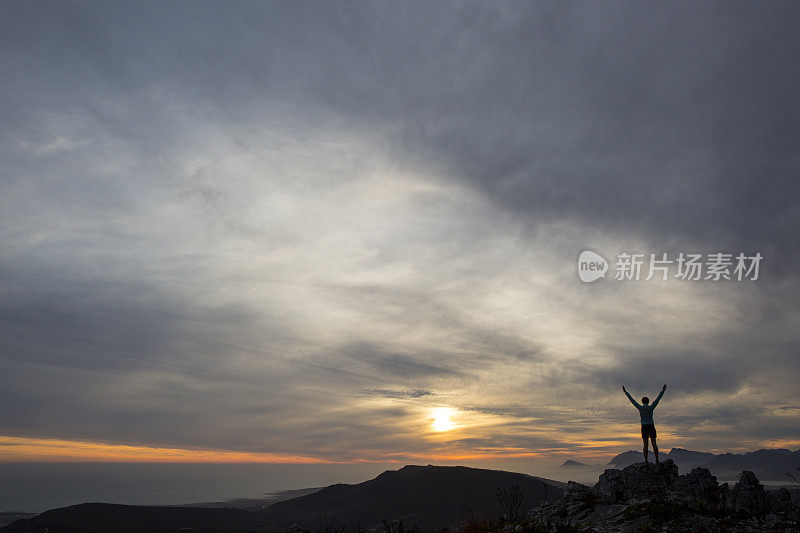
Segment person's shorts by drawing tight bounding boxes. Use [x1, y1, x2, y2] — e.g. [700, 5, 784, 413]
[641, 424, 657, 439]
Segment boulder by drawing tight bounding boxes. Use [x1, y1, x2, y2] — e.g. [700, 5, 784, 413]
[529, 461, 785, 531]
[593, 459, 679, 503]
[766, 486, 792, 514]
[671, 466, 725, 512]
[563, 480, 593, 503]
[728, 470, 768, 515]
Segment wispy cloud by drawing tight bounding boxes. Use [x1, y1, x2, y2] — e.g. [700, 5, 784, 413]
[0, 1, 797, 463]
[16, 136, 90, 155]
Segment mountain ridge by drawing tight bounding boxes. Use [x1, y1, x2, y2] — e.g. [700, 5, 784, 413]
[260, 464, 565, 530]
[608, 447, 800, 479]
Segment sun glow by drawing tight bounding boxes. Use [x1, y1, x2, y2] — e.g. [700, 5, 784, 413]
[431, 407, 456, 432]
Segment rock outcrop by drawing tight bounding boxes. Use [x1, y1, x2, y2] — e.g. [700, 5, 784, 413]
[593, 460, 679, 503]
[528, 459, 796, 532]
[729, 470, 768, 515]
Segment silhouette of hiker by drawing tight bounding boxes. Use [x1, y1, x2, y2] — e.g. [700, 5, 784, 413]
[622, 384, 666, 465]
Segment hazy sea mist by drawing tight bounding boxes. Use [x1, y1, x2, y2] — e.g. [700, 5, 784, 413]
[0, 462, 398, 513]
[0, 460, 610, 513]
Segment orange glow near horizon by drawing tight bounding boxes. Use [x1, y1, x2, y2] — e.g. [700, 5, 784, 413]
[0, 435, 338, 463]
[0, 436, 557, 463]
[0, 434, 615, 464]
[2, 433, 724, 464]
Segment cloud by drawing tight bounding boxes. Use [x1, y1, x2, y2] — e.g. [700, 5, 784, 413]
[16, 136, 90, 155]
[0, 1, 797, 462]
[365, 389, 435, 400]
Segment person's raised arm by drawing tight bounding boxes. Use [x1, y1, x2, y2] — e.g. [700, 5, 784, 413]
[651, 384, 667, 408]
[622, 386, 641, 408]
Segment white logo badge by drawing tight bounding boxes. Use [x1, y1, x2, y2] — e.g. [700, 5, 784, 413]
[578, 250, 608, 283]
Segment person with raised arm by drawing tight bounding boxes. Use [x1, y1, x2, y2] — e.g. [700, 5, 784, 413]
[622, 384, 667, 464]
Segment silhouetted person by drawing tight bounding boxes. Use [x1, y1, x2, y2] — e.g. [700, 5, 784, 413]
[622, 384, 666, 464]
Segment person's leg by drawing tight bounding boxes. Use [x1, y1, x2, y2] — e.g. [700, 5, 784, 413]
[642, 437, 649, 464]
[651, 436, 659, 463]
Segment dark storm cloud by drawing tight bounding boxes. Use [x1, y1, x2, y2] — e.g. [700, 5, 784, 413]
[1, 1, 798, 459]
[310, 2, 800, 271]
[6, 1, 798, 262]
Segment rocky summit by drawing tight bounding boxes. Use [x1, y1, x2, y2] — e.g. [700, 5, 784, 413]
[528, 459, 795, 532]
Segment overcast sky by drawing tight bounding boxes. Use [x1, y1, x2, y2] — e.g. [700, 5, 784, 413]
[1, 1, 799, 464]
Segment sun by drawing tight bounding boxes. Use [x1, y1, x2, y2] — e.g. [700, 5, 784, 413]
[431, 407, 456, 432]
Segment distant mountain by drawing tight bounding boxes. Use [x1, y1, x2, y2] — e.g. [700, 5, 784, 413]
[607, 448, 715, 470]
[608, 450, 643, 468]
[0, 503, 269, 532]
[706, 449, 800, 479]
[664, 448, 716, 470]
[2, 465, 565, 532]
[560, 460, 587, 466]
[176, 487, 323, 510]
[609, 448, 727, 470]
[0, 515, 35, 530]
[260, 465, 565, 530]
[608, 447, 800, 480]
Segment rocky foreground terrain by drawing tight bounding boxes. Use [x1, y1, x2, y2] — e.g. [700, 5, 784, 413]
[527, 459, 796, 532]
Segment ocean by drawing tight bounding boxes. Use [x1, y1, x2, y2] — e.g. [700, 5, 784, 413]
[0, 462, 399, 513]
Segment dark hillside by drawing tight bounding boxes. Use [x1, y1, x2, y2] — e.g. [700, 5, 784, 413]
[260, 464, 564, 530]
